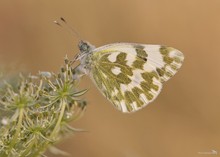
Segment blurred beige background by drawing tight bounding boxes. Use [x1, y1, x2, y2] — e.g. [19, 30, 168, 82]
[0, 0, 220, 157]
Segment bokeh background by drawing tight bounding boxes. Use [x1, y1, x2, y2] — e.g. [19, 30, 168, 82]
[0, 0, 220, 157]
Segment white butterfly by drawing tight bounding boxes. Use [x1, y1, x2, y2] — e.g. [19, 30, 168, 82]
[72, 40, 184, 113]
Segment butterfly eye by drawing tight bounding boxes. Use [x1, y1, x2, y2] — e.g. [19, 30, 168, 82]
[82, 44, 89, 51]
[78, 41, 89, 52]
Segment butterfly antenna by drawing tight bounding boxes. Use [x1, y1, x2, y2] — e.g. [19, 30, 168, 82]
[54, 17, 82, 41]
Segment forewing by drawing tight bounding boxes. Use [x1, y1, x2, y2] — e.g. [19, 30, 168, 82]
[89, 43, 184, 113]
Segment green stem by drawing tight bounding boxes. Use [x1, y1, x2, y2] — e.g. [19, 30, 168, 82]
[31, 99, 67, 157]
[20, 136, 37, 157]
[49, 98, 66, 138]
[8, 108, 24, 155]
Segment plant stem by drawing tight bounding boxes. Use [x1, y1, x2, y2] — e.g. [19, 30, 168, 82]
[8, 108, 24, 156]
[31, 99, 67, 157]
[50, 98, 66, 138]
[20, 136, 37, 157]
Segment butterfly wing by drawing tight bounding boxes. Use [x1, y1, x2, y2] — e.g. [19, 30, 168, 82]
[89, 43, 184, 113]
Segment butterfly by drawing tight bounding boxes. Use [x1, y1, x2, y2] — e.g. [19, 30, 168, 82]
[72, 40, 184, 113]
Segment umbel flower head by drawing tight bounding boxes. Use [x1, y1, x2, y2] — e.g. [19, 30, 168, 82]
[0, 57, 87, 157]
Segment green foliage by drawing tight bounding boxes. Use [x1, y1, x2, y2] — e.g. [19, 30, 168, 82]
[0, 57, 87, 157]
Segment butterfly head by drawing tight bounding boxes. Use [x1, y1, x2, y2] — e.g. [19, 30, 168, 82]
[74, 40, 95, 61]
[78, 40, 94, 53]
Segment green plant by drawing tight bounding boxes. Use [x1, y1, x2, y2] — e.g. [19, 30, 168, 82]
[0, 57, 87, 157]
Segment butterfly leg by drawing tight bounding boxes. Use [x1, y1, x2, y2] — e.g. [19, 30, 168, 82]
[72, 64, 87, 80]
